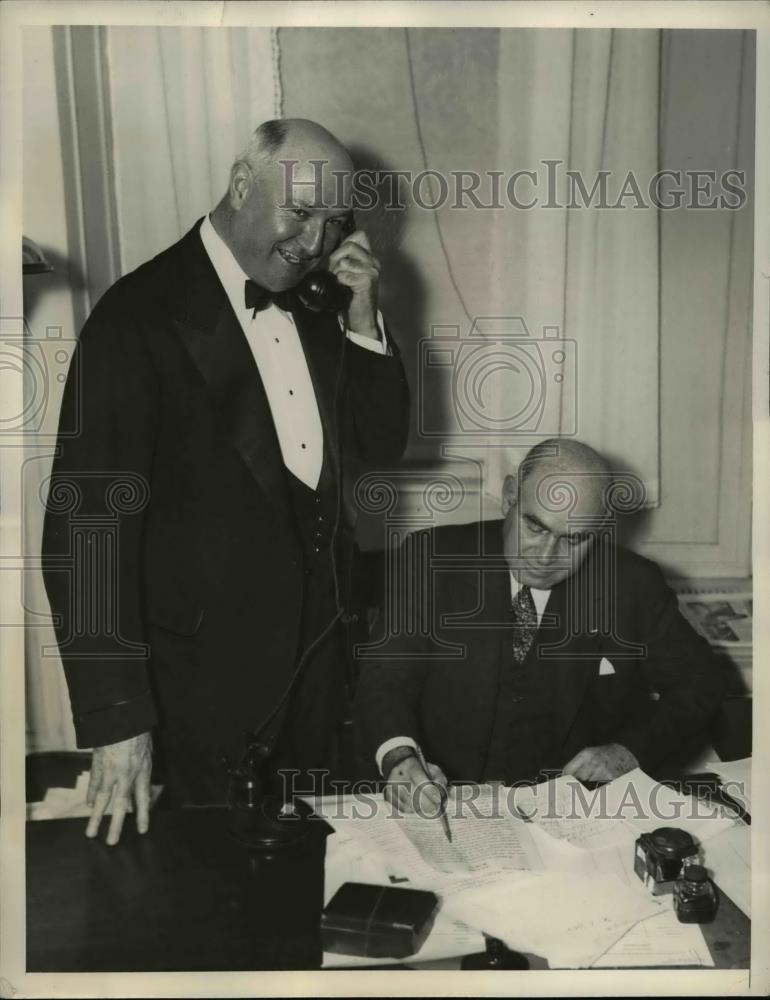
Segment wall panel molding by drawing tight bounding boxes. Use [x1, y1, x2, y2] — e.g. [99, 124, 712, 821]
[52, 26, 121, 318]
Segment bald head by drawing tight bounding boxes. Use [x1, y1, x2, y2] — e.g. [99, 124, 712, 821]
[238, 118, 354, 177]
[519, 437, 612, 477]
[518, 438, 613, 517]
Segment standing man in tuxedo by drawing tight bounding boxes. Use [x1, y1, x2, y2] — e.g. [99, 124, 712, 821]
[43, 119, 409, 841]
[355, 439, 724, 810]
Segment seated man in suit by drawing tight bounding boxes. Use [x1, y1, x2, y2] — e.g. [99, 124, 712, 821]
[354, 438, 725, 811]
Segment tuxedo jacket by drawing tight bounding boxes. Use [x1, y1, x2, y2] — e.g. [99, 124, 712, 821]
[354, 520, 725, 781]
[42, 220, 409, 770]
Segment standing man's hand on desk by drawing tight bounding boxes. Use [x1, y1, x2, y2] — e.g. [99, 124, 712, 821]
[382, 746, 448, 815]
[86, 732, 153, 845]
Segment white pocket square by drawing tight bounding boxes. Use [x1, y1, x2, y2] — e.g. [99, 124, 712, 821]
[598, 657, 616, 676]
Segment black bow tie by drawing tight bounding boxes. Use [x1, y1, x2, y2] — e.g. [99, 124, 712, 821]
[244, 279, 294, 317]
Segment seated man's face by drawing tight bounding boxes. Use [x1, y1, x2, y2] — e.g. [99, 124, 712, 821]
[502, 470, 601, 589]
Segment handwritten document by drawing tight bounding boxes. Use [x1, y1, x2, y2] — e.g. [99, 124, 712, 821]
[398, 792, 543, 875]
[443, 871, 661, 968]
[310, 789, 543, 891]
[308, 773, 739, 968]
[593, 908, 714, 967]
[316, 806, 443, 889]
[599, 768, 735, 843]
[510, 770, 735, 850]
[511, 775, 634, 850]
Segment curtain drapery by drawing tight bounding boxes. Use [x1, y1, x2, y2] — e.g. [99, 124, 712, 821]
[278, 27, 660, 508]
[108, 27, 281, 273]
[24, 27, 280, 751]
[490, 28, 661, 500]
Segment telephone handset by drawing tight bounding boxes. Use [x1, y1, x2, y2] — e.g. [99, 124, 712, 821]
[295, 212, 356, 314]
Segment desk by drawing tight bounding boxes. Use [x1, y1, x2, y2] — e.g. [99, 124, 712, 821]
[26, 808, 749, 972]
[27, 809, 329, 971]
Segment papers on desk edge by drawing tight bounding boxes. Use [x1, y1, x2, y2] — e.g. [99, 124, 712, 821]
[308, 784, 545, 894]
[317, 807, 662, 969]
[510, 768, 736, 848]
[307, 767, 734, 968]
[27, 770, 164, 820]
[440, 870, 671, 968]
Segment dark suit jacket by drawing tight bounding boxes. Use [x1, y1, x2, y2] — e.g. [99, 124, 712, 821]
[354, 520, 725, 781]
[42, 220, 409, 777]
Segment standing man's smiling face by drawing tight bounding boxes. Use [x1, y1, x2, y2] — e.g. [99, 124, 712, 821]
[223, 123, 354, 292]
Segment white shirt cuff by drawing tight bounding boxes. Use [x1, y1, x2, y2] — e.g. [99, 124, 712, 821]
[375, 736, 418, 776]
[345, 309, 389, 355]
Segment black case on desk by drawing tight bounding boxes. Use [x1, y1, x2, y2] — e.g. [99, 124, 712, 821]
[321, 882, 440, 959]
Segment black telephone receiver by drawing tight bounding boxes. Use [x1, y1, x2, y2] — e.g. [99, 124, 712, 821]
[295, 212, 356, 314]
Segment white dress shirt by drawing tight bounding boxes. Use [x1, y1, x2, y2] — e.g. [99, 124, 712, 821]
[375, 572, 552, 775]
[199, 214, 386, 489]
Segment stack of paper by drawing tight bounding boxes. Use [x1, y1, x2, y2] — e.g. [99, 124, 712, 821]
[511, 774, 635, 850]
[601, 769, 736, 843]
[511, 769, 735, 849]
[310, 789, 544, 895]
[322, 824, 394, 904]
[442, 870, 662, 968]
[309, 766, 742, 968]
[27, 770, 163, 820]
[593, 908, 714, 967]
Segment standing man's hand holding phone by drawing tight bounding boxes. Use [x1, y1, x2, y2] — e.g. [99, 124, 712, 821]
[328, 230, 381, 339]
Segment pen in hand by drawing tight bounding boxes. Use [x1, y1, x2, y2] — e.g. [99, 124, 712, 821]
[414, 745, 452, 843]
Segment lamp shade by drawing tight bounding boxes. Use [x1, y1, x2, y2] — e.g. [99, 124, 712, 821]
[22, 237, 53, 275]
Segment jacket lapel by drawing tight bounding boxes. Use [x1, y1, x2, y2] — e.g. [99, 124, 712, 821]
[445, 519, 512, 631]
[442, 526, 511, 749]
[538, 552, 605, 752]
[448, 522, 514, 712]
[169, 221, 292, 518]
